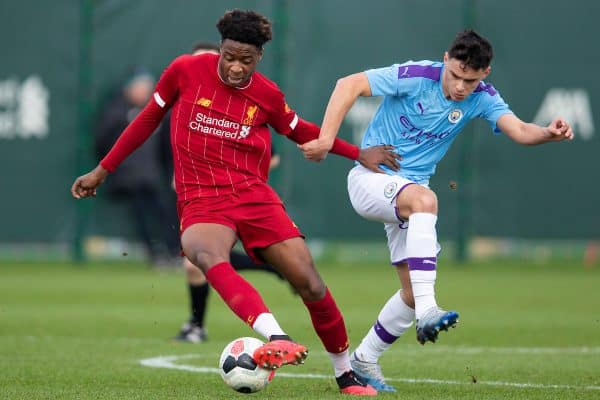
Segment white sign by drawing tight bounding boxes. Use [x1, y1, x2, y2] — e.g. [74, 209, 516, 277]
[0, 75, 49, 139]
[533, 89, 594, 140]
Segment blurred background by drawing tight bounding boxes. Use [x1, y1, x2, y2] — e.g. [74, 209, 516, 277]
[0, 0, 597, 266]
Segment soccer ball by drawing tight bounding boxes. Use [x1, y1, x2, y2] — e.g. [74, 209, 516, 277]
[218, 337, 275, 393]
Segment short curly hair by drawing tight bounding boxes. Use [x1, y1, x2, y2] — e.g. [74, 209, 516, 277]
[448, 29, 493, 70]
[216, 9, 272, 49]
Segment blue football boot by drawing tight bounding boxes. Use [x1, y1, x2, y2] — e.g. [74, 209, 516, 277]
[349, 351, 396, 392]
[416, 308, 459, 345]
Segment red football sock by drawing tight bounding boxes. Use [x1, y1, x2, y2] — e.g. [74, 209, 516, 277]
[205, 262, 270, 327]
[304, 288, 349, 353]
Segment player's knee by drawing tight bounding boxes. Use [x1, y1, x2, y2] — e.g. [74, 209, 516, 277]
[183, 257, 196, 272]
[412, 191, 438, 214]
[184, 258, 206, 281]
[184, 249, 222, 271]
[295, 276, 326, 302]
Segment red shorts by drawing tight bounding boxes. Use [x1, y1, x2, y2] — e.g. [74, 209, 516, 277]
[177, 182, 304, 262]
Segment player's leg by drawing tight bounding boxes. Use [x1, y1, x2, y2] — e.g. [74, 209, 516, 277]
[395, 184, 459, 344]
[230, 183, 367, 391]
[347, 164, 457, 349]
[258, 238, 376, 396]
[229, 250, 285, 280]
[174, 257, 209, 343]
[175, 247, 288, 342]
[181, 223, 291, 349]
[350, 224, 415, 392]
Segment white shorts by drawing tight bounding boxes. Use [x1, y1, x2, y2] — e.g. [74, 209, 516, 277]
[347, 165, 441, 264]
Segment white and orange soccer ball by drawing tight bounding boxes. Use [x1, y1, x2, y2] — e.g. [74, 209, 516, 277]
[218, 337, 275, 393]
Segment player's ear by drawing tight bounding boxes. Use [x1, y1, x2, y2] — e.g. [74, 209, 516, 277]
[482, 66, 491, 78]
[257, 49, 263, 61]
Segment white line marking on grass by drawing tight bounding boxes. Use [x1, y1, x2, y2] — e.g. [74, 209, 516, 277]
[408, 345, 600, 355]
[139, 354, 600, 392]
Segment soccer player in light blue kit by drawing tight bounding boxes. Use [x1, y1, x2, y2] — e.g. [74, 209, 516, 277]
[299, 30, 573, 391]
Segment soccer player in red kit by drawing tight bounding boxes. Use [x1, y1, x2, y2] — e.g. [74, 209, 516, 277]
[71, 9, 399, 396]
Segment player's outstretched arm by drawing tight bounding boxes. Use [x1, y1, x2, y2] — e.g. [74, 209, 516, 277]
[299, 72, 372, 161]
[71, 97, 169, 199]
[287, 118, 400, 172]
[71, 164, 109, 199]
[497, 114, 574, 145]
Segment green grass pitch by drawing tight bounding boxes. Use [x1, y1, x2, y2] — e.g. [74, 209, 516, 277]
[1, 259, 599, 399]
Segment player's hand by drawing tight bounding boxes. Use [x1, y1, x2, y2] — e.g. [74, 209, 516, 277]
[71, 165, 109, 199]
[297, 138, 333, 162]
[358, 145, 402, 173]
[547, 118, 574, 141]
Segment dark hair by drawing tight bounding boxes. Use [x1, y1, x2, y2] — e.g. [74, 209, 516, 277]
[216, 9, 272, 49]
[191, 41, 220, 53]
[448, 29, 493, 70]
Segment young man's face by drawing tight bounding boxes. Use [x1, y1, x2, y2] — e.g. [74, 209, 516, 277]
[442, 52, 490, 101]
[218, 39, 262, 88]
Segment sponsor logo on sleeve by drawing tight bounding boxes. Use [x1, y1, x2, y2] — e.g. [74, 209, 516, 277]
[399, 66, 410, 78]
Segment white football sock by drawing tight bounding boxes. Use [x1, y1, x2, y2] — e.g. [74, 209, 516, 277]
[406, 212, 438, 319]
[329, 349, 352, 378]
[252, 313, 285, 340]
[353, 290, 415, 363]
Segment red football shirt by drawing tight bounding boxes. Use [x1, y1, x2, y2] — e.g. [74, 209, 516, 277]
[102, 53, 299, 200]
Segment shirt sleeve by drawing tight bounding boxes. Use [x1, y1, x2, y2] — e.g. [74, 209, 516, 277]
[478, 86, 514, 134]
[268, 93, 298, 135]
[153, 56, 183, 109]
[365, 64, 419, 97]
[100, 99, 169, 172]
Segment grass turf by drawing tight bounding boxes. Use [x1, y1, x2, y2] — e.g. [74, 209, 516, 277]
[0, 260, 598, 399]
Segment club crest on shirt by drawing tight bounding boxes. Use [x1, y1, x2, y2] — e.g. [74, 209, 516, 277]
[448, 109, 463, 124]
[383, 182, 398, 198]
[243, 105, 258, 125]
[196, 97, 212, 107]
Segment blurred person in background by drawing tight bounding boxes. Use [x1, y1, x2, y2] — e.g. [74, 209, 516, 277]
[95, 68, 180, 267]
[71, 9, 400, 395]
[299, 29, 574, 392]
[173, 41, 287, 344]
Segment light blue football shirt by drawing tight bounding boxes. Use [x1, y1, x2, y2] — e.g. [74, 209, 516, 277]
[362, 60, 512, 184]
